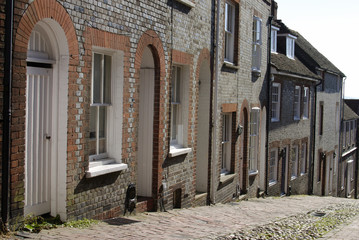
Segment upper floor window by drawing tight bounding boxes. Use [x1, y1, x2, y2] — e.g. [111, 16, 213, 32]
[249, 107, 260, 174]
[224, 1, 235, 63]
[294, 86, 301, 120]
[271, 83, 281, 122]
[286, 34, 296, 59]
[303, 87, 309, 119]
[252, 16, 262, 72]
[221, 113, 232, 175]
[271, 26, 279, 53]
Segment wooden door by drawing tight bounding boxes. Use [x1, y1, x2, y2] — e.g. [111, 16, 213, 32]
[137, 69, 154, 197]
[25, 67, 53, 216]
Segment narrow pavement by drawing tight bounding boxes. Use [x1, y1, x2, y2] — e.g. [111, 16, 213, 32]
[23, 196, 359, 239]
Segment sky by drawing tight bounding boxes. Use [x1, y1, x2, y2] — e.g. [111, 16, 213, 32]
[275, 0, 359, 99]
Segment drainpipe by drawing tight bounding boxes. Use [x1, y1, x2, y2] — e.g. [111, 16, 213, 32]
[309, 74, 323, 195]
[210, 0, 221, 204]
[264, 6, 273, 195]
[338, 76, 346, 197]
[2, 0, 14, 226]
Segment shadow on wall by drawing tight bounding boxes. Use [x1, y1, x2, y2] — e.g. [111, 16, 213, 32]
[74, 172, 120, 194]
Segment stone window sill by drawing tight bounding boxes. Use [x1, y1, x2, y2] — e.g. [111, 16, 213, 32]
[223, 61, 239, 70]
[249, 170, 258, 177]
[169, 146, 192, 157]
[176, 0, 195, 8]
[291, 176, 297, 181]
[269, 180, 277, 187]
[86, 159, 128, 178]
[220, 173, 237, 185]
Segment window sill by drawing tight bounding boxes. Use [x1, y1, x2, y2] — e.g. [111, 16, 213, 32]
[300, 173, 307, 176]
[86, 159, 128, 178]
[223, 61, 239, 70]
[291, 176, 297, 181]
[249, 170, 258, 177]
[251, 69, 261, 77]
[269, 180, 277, 187]
[271, 118, 280, 123]
[176, 0, 195, 8]
[220, 173, 236, 185]
[169, 147, 192, 157]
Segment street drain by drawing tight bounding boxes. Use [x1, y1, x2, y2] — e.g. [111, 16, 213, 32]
[311, 211, 326, 217]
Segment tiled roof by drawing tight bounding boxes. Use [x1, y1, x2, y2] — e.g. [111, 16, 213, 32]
[274, 20, 345, 77]
[271, 53, 320, 80]
[344, 103, 359, 120]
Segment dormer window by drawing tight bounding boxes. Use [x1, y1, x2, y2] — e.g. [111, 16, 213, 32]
[271, 26, 279, 53]
[286, 34, 297, 59]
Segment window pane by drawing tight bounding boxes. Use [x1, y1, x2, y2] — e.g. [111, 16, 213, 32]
[93, 53, 102, 103]
[104, 55, 112, 104]
[171, 104, 178, 141]
[89, 106, 97, 155]
[99, 106, 107, 153]
[176, 67, 181, 103]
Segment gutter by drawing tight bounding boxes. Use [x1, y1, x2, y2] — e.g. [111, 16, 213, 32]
[2, 0, 14, 226]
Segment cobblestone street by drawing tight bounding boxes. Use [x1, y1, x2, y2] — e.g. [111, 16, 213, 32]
[15, 196, 359, 239]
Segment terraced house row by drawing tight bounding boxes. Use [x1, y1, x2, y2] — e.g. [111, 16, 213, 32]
[0, 0, 356, 225]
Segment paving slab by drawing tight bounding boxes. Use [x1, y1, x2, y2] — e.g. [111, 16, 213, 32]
[22, 196, 358, 240]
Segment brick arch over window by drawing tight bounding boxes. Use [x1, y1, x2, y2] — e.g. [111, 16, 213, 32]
[134, 30, 166, 208]
[12, 0, 79, 218]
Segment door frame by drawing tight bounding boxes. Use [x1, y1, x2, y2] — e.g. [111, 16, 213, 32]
[25, 19, 68, 220]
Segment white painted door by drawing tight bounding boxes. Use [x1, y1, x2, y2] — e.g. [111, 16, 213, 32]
[137, 69, 154, 197]
[25, 67, 53, 216]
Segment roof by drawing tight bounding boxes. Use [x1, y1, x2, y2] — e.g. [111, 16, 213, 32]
[271, 53, 320, 80]
[344, 103, 359, 121]
[345, 99, 359, 116]
[274, 20, 345, 77]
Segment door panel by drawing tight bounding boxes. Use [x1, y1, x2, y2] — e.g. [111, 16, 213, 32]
[138, 69, 154, 197]
[25, 67, 52, 216]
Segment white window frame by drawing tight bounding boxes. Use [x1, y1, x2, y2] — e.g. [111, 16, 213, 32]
[170, 65, 191, 156]
[346, 121, 350, 148]
[351, 120, 355, 147]
[89, 49, 124, 163]
[271, 83, 281, 122]
[224, 1, 235, 63]
[286, 34, 296, 59]
[294, 86, 301, 120]
[347, 159, 354, 196]
[271, 26, 279, 53]
[291, 145, 299, 179]
[303, 87, 309, 119]
[221, 113, 232, 175]
[269, 148, 278, 184]
[301, 143, 307, 175]
[249, 107, 260, 174]
[252, 16, 262, 72]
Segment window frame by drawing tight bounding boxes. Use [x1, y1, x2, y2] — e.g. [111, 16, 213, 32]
[286, 34, 296, 59]
[90, 52, 113, 160]
[249, 107, 260, 174]
[291, 145, 299, 179]
[319, 102, 324, 136]
[169, 65, 191, 157]
[301, 143, 307, 175]
[271, 26, 279, 53]
[221, 113, 233, 175]
[269, 148, 278, 184]
[302, 87, 309, 119]
[252, 16, 262, 72]
[271, 82, 281, 122]
[224, 1, 235, 64]
[294, 86, 301, 120]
